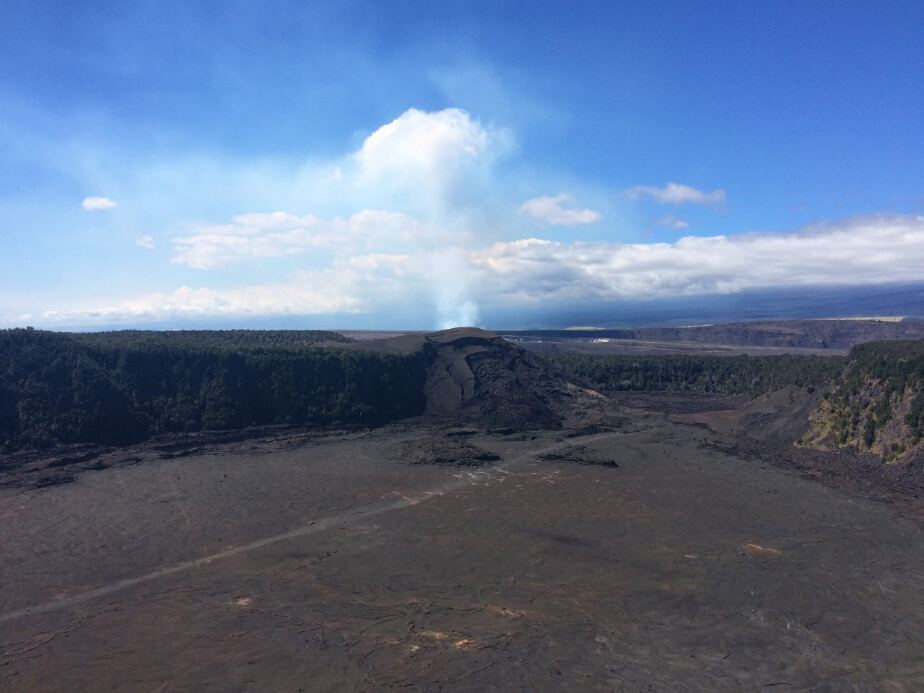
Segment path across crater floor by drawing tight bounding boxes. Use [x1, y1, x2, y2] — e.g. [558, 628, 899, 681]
[2, 419, 924, 692]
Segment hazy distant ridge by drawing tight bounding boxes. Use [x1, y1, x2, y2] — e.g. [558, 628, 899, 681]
[505, 320, 924, 351]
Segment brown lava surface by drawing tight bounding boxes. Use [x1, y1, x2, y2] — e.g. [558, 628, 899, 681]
[2, 410, 924, 692]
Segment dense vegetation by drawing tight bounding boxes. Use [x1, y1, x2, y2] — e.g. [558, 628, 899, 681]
[544, 343, 924, 461]
[8, 327, 921, 458]
[71, 329, 353, 350]
[0, 329, 426, 451]
[811, 338, 924, 456]
[542, 352, 845, 397]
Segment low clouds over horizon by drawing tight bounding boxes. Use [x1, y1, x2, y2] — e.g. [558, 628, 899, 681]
[29, 208, 924, 327]
[4, 3, 923, 331]
[6, 108, 922, 329]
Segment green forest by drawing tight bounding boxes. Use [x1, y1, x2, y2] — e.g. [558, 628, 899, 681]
[542, 352, 845, 396]
[0, 329, 426, 451]
[5, 327, 923, 457]
[811, 338, 924, 454]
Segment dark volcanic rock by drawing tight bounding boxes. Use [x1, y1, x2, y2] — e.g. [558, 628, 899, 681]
[537, 443, 619, 468]
[355, 327, 582, 431]
[393, 436, 501, 466]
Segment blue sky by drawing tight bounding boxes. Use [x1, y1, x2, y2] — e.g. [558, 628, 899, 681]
[2, 0, 923, 329]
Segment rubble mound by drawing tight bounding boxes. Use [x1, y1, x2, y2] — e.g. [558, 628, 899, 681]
[393, 436, 501, 467]
[537, 444, 619, 468]
[356, 327, 599, 430]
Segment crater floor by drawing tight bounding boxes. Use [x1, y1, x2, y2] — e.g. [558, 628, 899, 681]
[2, 416, 924, 692]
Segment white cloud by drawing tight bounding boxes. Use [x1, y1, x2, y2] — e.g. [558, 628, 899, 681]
[170, 209, 448, 269]
[470, 213, 924, 301]
[231, 211, 312, 229]
[38, 213, 924, 326]
[649, 215, 689, 229]
[624, 182, 726, 207]
[354, 108, 512, 208]
[41, 273, 363, 324]
[21, 113, 923, 331]
[82, 196, 118, 211]
[518, 194, 601, 227]
[151, 108, 513, 270]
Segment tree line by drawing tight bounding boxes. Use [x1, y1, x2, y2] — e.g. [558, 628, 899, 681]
[0, 329, 425, 451]
[541, 352, 845, 397]
[6, 327, 921, 457]
[820, 339, 924, 452]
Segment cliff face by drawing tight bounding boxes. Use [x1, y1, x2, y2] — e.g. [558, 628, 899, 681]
[0, 327, 587, 451]
[354, 327, 576, 430]
[0, 329, 428, 451]
[801, 339, 924, 462]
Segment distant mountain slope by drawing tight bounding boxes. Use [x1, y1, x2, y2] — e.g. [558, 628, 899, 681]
[802, 339, 924, 462]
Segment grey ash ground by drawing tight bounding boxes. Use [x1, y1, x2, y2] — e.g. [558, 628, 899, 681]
[2, 329, 924, 692]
